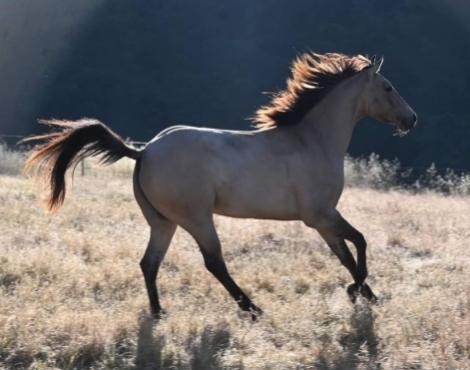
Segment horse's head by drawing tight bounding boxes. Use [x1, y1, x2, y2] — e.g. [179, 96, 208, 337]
[361, 57, 417, 134]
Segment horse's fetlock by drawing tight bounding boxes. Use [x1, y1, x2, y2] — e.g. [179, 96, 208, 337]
[356, 269, 368, 284]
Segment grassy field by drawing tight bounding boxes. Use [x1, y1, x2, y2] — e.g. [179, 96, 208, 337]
[1, 158, 470, 369]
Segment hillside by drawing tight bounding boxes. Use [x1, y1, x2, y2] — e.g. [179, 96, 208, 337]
[1, 0, 470, 169]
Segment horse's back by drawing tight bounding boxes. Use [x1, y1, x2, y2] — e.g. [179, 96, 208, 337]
[142, 126, 253, 172]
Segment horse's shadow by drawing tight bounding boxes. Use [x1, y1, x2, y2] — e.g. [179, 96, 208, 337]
[134, 315, 238, 370]
[315, 304, 380, 370]
[134, 305, 378, 370]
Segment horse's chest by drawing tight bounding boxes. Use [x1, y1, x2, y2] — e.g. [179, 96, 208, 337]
[301, 169, 344, 206]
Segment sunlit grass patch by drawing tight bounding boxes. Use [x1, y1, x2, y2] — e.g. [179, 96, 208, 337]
[1, 151, 470, 368]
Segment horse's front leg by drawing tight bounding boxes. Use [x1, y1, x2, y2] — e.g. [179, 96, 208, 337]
[335, 215, 377, 303]
[306, 210, 377, 303]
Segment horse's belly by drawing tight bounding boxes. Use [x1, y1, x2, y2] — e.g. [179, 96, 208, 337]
[213, 189, 299, 220]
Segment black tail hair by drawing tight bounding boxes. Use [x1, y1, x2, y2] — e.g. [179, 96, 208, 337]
[22, 118, 142, 212]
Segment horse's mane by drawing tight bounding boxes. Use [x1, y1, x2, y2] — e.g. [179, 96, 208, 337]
[252, 52, 373, 129]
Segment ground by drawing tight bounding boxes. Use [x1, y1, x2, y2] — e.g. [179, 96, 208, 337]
[1, 159, 470, 369]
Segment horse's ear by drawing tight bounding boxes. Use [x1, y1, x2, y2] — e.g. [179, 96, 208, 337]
[366, 56, 384, 75]
[370, 55, 376, 64]
[375, 56, 384, 71]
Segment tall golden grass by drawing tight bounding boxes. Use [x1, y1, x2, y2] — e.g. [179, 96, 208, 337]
[1, 155, 470, 369]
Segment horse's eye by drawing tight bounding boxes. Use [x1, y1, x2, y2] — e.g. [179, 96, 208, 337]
[385, 86, 393, 92]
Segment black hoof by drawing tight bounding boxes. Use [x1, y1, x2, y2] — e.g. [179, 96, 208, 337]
[151, 308, 166, 320]
[347, 283, 359, 304]
[249, 304, 263, 321]
[359, 283, 378, 304]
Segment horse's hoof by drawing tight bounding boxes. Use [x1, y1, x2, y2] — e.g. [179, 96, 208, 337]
[347, 283, 359, 304]
[360, 284, 378, 304]
[152, 309, 166, 320]
[250, 304, 264, 321]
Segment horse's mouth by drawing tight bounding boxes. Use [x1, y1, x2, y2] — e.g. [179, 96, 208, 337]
[388, 116, 416, 136]
[386, 120, 411, 136]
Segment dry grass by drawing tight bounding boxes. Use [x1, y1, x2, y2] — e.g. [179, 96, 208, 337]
[0, 144, 28, 176]
[1, 159, 470, 369]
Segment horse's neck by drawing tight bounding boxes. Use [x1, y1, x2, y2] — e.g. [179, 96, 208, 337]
[297, 80, 365, 161]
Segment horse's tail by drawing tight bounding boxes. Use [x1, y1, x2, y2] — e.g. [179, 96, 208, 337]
[22, 118, 142, 212]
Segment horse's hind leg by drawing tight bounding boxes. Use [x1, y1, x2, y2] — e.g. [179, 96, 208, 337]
[183, 217, 262, 320]
[141, 219, 177, 318]
[133, 161, 176, 318]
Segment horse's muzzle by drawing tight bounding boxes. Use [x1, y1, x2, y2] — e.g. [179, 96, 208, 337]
[399, 112, 417, 132]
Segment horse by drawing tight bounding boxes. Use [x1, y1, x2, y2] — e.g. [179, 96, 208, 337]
[23, 52, 417, 320]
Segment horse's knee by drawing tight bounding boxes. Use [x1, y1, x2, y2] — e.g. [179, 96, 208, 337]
[353, 232, 367, 251]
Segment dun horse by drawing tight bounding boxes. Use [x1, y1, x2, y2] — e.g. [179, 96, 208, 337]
[24, 53, 416, 320]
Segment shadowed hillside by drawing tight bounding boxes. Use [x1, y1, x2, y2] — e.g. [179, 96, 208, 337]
[1, 0, 470, 169]
[0, 0, 103, 137]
